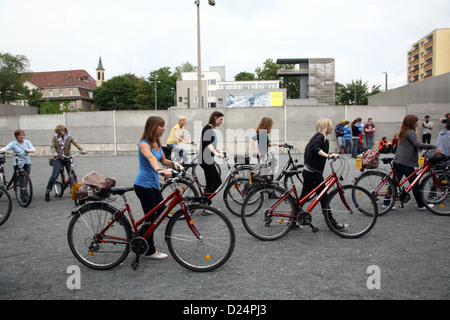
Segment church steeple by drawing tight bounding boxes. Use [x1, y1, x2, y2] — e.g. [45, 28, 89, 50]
[96, 57, 105, 87]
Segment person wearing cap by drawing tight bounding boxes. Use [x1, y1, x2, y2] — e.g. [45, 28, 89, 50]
[422, 115, 434, 144]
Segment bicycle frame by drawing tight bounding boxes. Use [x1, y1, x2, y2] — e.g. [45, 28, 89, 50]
[2, 152, 26, 190]
[92, 185, 198, 246]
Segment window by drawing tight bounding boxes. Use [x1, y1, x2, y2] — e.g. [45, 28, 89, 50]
[70, 89, 74, 96]
[49, 90, 53, 97]
[59, 90, 63, 97]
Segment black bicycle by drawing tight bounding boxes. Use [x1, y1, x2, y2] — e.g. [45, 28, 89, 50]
[0, 151, 33, 207]
[52, 151, 82, 204]
[0, 184, 13, 226]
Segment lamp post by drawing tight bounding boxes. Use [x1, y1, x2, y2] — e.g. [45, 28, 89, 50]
[150, 80, 160, 110]
[383, 72, 388, 91]
[195, 0, 216, 108]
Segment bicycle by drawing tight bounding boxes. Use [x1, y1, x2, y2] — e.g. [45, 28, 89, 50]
[353, 151, 450, 216]
[249, 144, 304, 189]
[160, 152, 255, 217]
[67, 169, 235, 272]
[241, 156, 378, 240]
[52, 151, 82, 204]
[0, 185, 13, 227]
[0, 151, 33, 207]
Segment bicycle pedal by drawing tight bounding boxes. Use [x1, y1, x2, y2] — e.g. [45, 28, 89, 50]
[131, 256, 140, 271]
[310, 225, 319, 233]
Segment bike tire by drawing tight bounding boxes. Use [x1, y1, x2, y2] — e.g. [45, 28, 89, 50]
[166, 204, 235, 272]
[160, 178, 199, 200]
[14, 170, 32, 207]
[223, 177, 254, 217]
[0, 185, 12, 226]
[419, 171, 450, 216]
[241, 184, 297, 241]
[54, 181, 64, 198]
[67, 202, 132, 270]
[322, 185, 378, 239]
[353, 170, 396, 216]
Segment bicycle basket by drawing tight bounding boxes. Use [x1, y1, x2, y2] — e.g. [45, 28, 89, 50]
[360, 149, 379, 169]
[73, 172, 116, 201]
[251, 152, 277, 182]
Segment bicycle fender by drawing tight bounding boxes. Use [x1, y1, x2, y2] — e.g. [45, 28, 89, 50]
[69, 202, 119, 217]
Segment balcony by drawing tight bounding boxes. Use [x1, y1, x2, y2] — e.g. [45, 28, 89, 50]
[424, 40, 434, 49]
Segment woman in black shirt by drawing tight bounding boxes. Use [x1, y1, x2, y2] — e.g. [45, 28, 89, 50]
[299, 118, 346, 230]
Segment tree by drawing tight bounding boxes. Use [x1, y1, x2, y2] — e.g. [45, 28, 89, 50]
[0, 52, 31, 103]
[174, 62, 196, 81]
[93, 75, 138, 110]
[234, 71, 256, 81]
[335, 79, 381, 105]
[148, 67, 178, 110]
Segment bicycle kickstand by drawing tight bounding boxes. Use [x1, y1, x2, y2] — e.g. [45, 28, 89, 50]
[131, 254, 140, 271]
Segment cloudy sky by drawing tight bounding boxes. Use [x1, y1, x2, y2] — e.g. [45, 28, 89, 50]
[1, 0, 449, 89]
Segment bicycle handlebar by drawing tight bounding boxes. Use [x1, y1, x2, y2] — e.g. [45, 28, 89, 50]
[57, 151, 83, 159]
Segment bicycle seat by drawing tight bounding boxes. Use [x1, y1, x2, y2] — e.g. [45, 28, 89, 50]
[381, 157, 394, 164]
[283, 169, 302, 177]
[110, 186, 134, 195]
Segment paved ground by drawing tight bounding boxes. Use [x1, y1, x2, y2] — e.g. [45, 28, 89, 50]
[0, 153, 449, 303]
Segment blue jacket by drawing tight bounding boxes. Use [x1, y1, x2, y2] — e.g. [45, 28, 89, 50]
[343, 125, 352, 140]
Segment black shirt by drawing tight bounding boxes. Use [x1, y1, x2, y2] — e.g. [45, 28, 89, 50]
[303, 132, 329, 174]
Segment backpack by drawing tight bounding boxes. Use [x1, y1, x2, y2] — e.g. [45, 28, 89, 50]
[361, 149, 379, 169]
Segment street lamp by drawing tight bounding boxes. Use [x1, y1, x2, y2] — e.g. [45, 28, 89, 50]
[195, 0, 216, 108]
[150, 80, 161, 110]
[383, 72, 388, 91]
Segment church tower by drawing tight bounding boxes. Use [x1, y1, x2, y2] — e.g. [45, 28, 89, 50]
[96, 57, 105, 87]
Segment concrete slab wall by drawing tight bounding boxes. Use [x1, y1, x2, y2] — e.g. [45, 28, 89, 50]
[1, 103, 449, 156]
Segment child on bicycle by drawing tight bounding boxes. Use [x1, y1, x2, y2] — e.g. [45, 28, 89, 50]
[134, 116, 181, 260]
[45, 125, 86, 202]
[299, 118, 347, 230]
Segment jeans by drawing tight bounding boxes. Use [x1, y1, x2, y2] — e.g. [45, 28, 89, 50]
[351, 137, 359, 158]
[166, 143, 185, 162]
[344, 139, 352, 154]
[46, 158, 71, 192]
[15, 164, 31, 198]
[366, 136, 375, 150]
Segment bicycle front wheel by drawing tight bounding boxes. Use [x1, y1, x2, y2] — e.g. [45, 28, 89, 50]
[323, 185, 378, 239]
[223, 177, 254, 217]
[160, 178, 199, 200]
[166, 204, 235, 272]
[353, 170, 396, 216]
[68, 203, 132, 270]
[241, 184, 297, 241]
[419, 171, 450, 216]
[14, 170, 32, 207]
[0, 185, 12, 226]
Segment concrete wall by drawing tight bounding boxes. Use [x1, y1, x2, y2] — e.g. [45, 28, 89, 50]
[1, 104, 450, 156]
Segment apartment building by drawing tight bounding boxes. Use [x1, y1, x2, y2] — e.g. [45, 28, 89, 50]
[407, 28, 450, 83]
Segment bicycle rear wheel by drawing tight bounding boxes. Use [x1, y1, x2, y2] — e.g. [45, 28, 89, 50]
[68, 203, 132, 270]
[419, 171, 450, 216]
[353, 170, 396, 216]
[14, 170, 32, 207]
[166, 204, 235, 272]
[0, 185, 12, 226]
[241, 184, 296, 241]
[323, 185, 378, 238]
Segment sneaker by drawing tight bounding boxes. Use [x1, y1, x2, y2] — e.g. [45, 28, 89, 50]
[45, 192, 50, 202]
[145, 250, 168, 260]
[333, 223, 349, 231]
[418, 204, 434, 211]
[382, 205, 397, 210]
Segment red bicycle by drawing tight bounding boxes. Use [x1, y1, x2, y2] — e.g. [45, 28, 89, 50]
[353, 151, 450, 216]
[241, 157, 378, 240]
[67, 170, 235, 271]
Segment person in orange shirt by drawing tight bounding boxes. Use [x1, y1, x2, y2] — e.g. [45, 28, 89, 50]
[379, 137, 392, 154]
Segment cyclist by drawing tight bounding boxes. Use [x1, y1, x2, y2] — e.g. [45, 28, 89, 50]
[199, 111, 225, 194]
[299, 118, 346, 230]
[166, 115, 193, 162]
[1, 130, 35, 201]
[134, 116, 181, 260]
[387, 114, 440, 211]
[45, 125, 86, 202]
[250, 117, 283, 158]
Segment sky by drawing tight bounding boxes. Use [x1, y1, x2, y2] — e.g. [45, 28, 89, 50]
[1, 0, 449, 90]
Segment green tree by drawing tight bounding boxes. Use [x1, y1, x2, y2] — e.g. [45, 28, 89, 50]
[0, 52, 31, 103]
[174, 62, 196, 81]
[234, 71, 256, 81]
[255, 58, 300, 99]
[94, 75, 138, 110]
[148, 67, 178, 110]
[335, 79, 381, 105]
